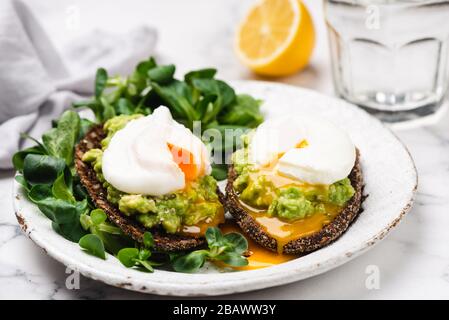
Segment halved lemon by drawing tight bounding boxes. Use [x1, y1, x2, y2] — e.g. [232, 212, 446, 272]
[235, 0, 315, 77]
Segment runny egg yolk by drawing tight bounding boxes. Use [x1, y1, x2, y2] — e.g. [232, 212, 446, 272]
[278, 139, 309, 159]
[264, 139, 309, 168]
[167, 143, 202, 181]
[246, 139, 342, 253]
[219, 223, 297, 270]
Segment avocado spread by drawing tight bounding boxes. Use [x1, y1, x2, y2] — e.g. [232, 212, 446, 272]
[82, 115, 223, 234]
[232, 133, 355, 221]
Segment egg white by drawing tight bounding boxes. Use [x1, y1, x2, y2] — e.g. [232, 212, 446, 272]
[102, 106, 211, 196]
[248, 114, 356, 185]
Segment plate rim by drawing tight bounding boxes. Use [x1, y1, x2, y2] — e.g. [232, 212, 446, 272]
[12, 80, 418, 296]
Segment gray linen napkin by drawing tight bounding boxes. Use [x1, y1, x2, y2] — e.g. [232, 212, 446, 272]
[0, 0, 157, 168]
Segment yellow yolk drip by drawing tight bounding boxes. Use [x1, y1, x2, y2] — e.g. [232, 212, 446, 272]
[220, 223, 296, 270]
[180, 206, 225, 238]
[242, 202, 341, 254]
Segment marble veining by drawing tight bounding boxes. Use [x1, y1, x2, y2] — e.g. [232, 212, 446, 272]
[0, 0, 448, 299]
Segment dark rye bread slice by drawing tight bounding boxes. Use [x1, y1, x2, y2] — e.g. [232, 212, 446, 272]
[225, 150, 364, 255]
[74, 124, 208, 252]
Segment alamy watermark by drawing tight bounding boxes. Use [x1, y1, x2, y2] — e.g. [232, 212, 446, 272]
[65, 266, 80, 290]
[365, 264, 380, 290]
[167, 120, 292, 166]
[65, 5, 81, 32]
[365, 5, 380, 30]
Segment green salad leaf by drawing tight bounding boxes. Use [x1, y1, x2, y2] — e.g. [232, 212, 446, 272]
[42, 110, 80, 166]
[116, 232, 162, 272]
[172, 250, 209, 273]
[95, 68, 108, 98]
[147, 64, 176, 84]
[185, 68, 217, 84]
[23, 154, 65, 186]
[80, 208, 133, 255]
[52, 173, 75, 203]
[12, 145, 46, 171]
[218, 94, 264, 128]
[79, 234, 106, 260]
[117, 248, 140, 268]
[173, 227, 248, 273]
[14, 111, 89, 242]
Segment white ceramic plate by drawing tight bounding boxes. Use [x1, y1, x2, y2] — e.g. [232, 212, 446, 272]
[13, 80, 417, 296]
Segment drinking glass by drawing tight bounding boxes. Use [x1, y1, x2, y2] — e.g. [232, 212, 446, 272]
[324, 0, 449, 122]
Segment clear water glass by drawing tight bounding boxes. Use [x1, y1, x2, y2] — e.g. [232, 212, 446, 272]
[324, 0, 449, 122]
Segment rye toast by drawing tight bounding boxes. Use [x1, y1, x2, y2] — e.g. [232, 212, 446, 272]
[225, 151, 364, 255]
[75, 125, 208, 252]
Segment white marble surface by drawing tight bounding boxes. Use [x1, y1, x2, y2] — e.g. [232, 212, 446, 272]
[0, 0, 448, 299]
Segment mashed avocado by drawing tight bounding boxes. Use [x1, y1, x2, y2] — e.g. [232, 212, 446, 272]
[268, 187, 324, 220]
[231, 133, 355, 221]
[82, 115, 223, 234]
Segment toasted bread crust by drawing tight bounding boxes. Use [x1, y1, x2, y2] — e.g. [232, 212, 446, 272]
[225, 151, 364, 255]
[74, 124, 206, 252]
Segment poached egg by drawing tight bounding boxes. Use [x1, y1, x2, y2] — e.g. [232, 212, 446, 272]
[248, 114, 356, 185]
[102, 106, 211, 196]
